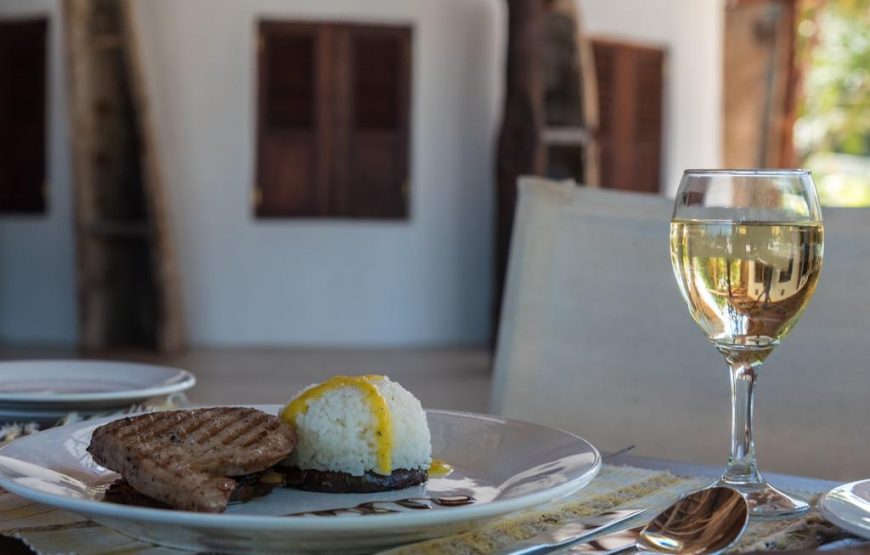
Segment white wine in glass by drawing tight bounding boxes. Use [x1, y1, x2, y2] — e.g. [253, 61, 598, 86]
[669, 170, 823, 518]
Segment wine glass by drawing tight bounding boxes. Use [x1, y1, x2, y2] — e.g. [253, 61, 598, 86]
[669, 169, 824, 519]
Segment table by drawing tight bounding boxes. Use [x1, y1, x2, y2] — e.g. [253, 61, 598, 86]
[608, 454, 842, 494]
[0, 454, 863, 555]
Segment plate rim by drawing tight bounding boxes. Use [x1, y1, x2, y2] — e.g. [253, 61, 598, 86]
[0, 406, 601, 532]
[820, 479, 870, 540]
[0, 360, 196, 404]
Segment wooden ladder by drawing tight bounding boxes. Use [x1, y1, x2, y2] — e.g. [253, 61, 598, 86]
[62, 0, 183, 353]
[494, 0, 600, 325]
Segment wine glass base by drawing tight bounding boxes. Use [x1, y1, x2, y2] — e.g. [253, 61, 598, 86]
[717, 478, 810, 519]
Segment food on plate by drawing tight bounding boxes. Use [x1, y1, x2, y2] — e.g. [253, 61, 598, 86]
[88, 407, 296, 513]
[103, 470, 285, 509]
[278, 375, 432, 493]
[280, 467, 427, 494]
[87, 376, 440, 510]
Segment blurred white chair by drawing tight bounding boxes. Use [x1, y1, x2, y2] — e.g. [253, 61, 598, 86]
[491, 176, 869, 481]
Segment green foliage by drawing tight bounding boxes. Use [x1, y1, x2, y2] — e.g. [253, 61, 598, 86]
[795, 0, 869, 205]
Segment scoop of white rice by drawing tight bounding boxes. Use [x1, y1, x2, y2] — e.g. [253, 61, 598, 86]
[283, 376, 431, 476]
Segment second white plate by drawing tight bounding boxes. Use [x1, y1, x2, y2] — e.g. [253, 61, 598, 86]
[0, 405, 600, 554]
[820, 479, 870, 540]
[0, 360, 195, 411]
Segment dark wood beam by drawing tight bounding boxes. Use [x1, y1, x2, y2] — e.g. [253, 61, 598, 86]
[495, 0, 546, 328]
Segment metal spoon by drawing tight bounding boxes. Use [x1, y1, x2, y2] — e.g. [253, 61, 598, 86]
[568, 486, 749, 555]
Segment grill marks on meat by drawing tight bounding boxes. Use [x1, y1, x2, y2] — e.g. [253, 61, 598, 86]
[87, 408, 297, 513]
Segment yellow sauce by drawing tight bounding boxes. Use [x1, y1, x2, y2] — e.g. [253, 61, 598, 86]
[428, 458, 453, 477]
[280, 375, 394, 475]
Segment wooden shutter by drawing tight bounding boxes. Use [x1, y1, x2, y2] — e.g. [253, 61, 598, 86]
[592, 39, 664, 193]
[341, 26, 411, 219]
[0, 18, 47, 214]
[256, 23, 324, 217]
[255, 21, 411, 219]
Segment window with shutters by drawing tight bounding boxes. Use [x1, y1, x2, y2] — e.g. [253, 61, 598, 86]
[591, 38, 664, 193]
[255, 21, 411, 219]
[0, 18, 48, 215]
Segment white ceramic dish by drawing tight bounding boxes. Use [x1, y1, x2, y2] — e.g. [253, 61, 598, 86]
[0, 405, 600, 554]
[0, 360, 195, 410]
[820, 479, 870, 540]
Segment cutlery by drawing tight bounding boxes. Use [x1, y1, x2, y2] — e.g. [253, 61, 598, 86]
[492, 508, 646, 555]
[568, 486, 748, 555]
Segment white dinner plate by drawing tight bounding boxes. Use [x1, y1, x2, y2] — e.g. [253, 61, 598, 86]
[820, 479, 870, 540]
[0, 405, 600, 554]
[0, 360, 195, 411]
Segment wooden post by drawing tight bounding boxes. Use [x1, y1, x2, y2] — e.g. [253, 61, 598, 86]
[62, 0, 184, 353]
[120, 0, 185, 353]
[495, 0, 546, 325]
[724, 0, 800, 168]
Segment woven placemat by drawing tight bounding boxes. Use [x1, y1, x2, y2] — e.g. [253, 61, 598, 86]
[0, 464, 852, 555]
[380, 465, 851, 555]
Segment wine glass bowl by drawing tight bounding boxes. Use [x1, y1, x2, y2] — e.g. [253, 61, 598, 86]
[669, 169, 824, 519]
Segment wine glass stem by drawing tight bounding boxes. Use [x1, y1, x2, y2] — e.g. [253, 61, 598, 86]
[722, 360, 763, 486]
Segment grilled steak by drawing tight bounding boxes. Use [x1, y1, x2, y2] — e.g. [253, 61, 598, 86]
[103, 470, 285, 509]
[280, 466, 427, 493]
[88, 407, 297, 513]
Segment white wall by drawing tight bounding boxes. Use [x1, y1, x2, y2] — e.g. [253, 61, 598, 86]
[0, 0, 77, 346]
[130, 0, 503, 346]
[580, 0, 725, 195]
[0, 0, 724, 347]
